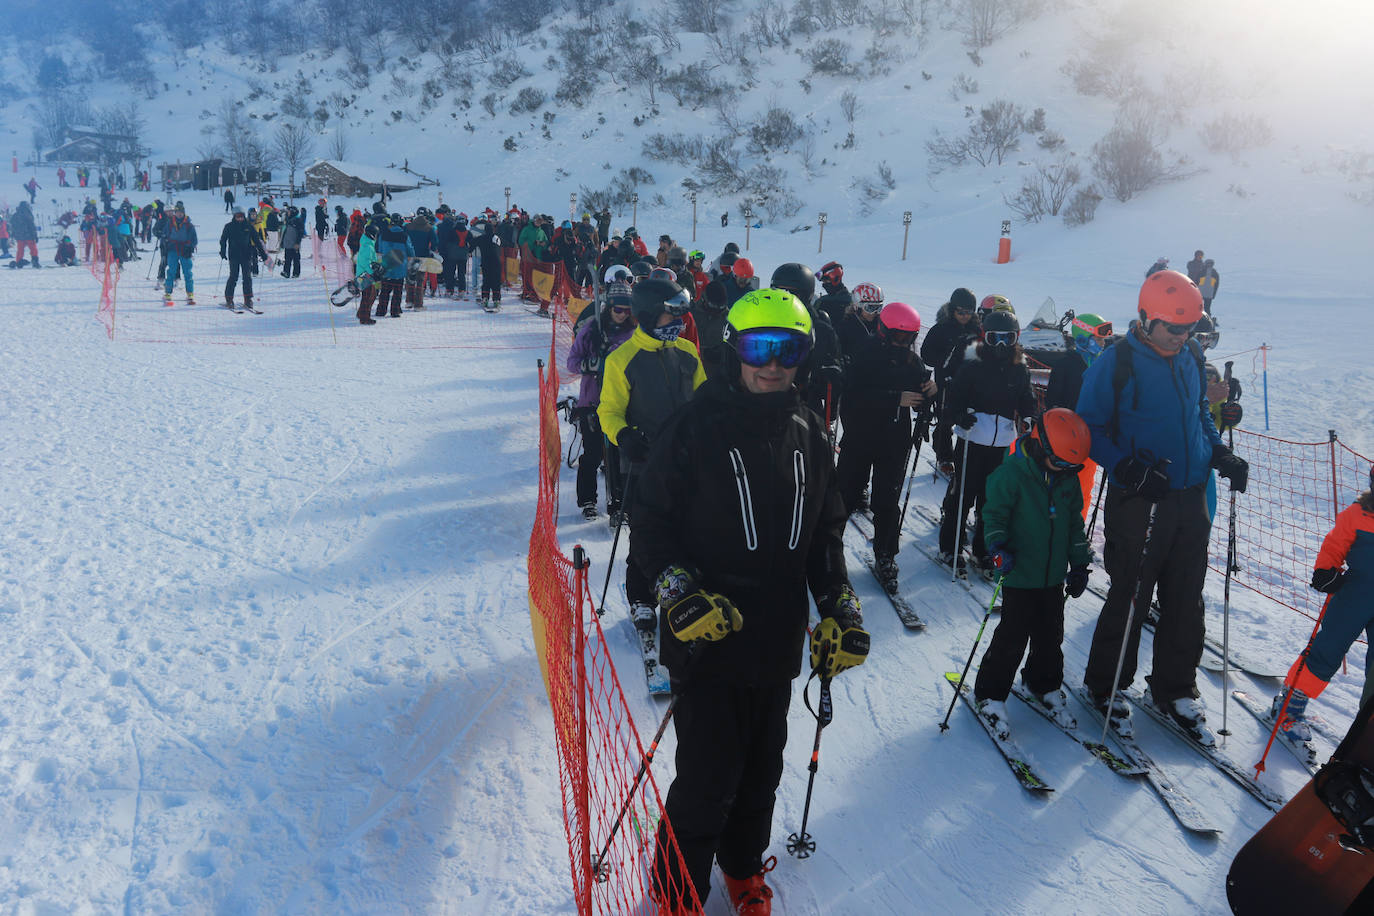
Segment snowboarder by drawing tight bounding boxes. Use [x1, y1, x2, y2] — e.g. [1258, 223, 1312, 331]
[24, 177, 40, 204]
[597, 276, 705, 629]
[54, 236, 77, 266]
[633, 288, 867, 915]
[1272, 469, 1374, 738]
[220, 208, 265, 310]
[470, 217, 504, 309]
[565, 283, 637, 520]
[279, 207, 303, 278]
[939, 310, 1037, 573]
[354, 217, 382, 325]
[1075, 270, 1248, 744]
[836, 300, 934, 587]
[162, 203, 197, 304]
[920, 288, 981, 476]
[972, 408, 1094, 738]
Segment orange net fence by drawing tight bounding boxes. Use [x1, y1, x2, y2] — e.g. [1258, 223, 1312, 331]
[528, 339, 701, 914]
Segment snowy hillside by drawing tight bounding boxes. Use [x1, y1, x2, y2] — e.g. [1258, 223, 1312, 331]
[2, 0, 1374, 912]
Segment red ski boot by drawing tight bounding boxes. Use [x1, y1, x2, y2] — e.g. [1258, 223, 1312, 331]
[722, 857, 776, 915]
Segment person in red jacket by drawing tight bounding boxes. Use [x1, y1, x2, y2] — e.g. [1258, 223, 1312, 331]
[1273, 470, 1374, 740]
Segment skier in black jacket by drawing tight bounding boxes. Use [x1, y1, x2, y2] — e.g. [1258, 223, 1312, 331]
[314, 200, 329, 241]
[220, 208, 266, 309]
[939, 310, 1038, 572]
[634, 288, 868, 915]
[770, 262, 843, 430]
[838, 300, 935, 584]
[920, 288, 980, 473]
[813, 261, 850, 329]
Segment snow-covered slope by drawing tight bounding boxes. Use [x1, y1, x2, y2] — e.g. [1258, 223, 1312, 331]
[2, 0, 1374, 911]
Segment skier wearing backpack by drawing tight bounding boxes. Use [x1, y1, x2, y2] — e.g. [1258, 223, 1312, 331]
[836, 300, 934, 588]
[633, 288, 866, 916]
[972, 408, 1095, 739]
[1272, 470, 1374, 739]
[939, 310, 1038, 574]
[1075, 270, 1249, 745]
[565, 282, 637, 520]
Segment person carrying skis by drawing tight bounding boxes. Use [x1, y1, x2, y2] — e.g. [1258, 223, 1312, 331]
[597, 276, 705, 630]
[921, 288, 981, 476]
[1075, 270, 1249, 745]
[220, 208, 265, 310]
[565, 282, 637, 520]
[634, 288, 867, 916]
[972, 408, 1094, 738]
[1270, 469, 1374, 739]
[939, 310, 1037, 574]
[837, 300, 934, 588]
[163, 203, 197, 304]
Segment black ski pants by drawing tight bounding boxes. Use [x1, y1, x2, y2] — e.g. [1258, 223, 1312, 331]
[377, 278, 404, 317]
[480, 257, 502, 301]
[975, 585, 1068, 702]
[619, 463, 654, 606]
[281, 248, 300, 277]
[225, 256, 254, 302]
[837, 423, 910, 559]
[1082, 483, 1210, 704]
[574, 410, 604, 508]
[652, 681, 791, 909]
[939, 439, 1007, 559]
[441, 244, 468, 293]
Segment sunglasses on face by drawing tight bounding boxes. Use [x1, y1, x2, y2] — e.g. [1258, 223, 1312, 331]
[735, 328, 812, 369]
[954, 308, 974, 316]
[610, 305, 632, 315]
[1161, 320, 1197, 335]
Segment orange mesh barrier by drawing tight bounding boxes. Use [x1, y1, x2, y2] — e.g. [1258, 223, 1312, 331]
[529, 345, 701, 914]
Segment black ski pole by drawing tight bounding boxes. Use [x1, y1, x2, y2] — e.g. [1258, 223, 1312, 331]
[597, 471, 635, 616]
[1085, 471, 1108, 543]
[786, 671, 834, 859]
[1099, 472, 1165, 746]
[898, 409, 930, 532]
[1219, 362, 1239, 737]
[950, 438, 971, 582]
[939, 574, 1005, 732]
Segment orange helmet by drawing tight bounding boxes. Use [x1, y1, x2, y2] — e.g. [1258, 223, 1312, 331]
[1138, 270, 1204, 325]
[733, 257, 755, 280]
[1032, 408, 1091, 469]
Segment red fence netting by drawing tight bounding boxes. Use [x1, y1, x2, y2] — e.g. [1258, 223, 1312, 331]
[528, 320, 702, 915]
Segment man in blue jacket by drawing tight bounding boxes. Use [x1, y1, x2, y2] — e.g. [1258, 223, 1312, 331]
[1076, 270, 1248, 747]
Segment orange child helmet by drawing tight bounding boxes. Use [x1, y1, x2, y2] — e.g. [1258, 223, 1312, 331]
[1138, 270, 1204, 325]
[1033, 407, 1091, 469]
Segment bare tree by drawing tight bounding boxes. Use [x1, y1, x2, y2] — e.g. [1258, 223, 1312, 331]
[1005, 158, 1081, 222]
[329, 128, 349, 161]
[219, 101, 259, 193]
[959, 0, 1022, 50]
[840, 90, 861, 127]
[31, 92, 92, 151]
[623, 42, 666, 106]
[273, 121, 316, 195]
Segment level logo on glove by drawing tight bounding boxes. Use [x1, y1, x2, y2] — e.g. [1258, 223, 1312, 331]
[810, 587, 870, 679]
[665, 592, 743, 643]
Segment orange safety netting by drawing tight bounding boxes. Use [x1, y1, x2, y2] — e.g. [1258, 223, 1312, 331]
[528, 338, 701, 915]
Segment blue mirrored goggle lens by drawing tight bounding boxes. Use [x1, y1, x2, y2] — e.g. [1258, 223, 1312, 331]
[985, 330, 1018, 347]
[736, 329, 811, 369]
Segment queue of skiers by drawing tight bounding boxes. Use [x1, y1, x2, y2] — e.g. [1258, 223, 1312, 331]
[544, 230, 1319, 914]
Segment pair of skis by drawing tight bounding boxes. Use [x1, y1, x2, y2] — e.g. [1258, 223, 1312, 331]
[221, 301, 262, 315]
[846, 513, 925, 629]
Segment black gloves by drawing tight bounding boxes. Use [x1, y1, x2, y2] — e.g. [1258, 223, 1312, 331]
[954, 410, 976, 430]
[1218, 401, 1243, 430]
[1211, 444, 1249, 494]
[221, 251, 228, 260]
[1311, 567, 1346, 594]
[1114, 455, 1171, 502]
[618, 427, 650, 464]
[1065, 565, 1090, 599]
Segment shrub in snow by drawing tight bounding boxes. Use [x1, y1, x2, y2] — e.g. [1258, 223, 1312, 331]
[1062, 185, 1102, 226]
[747, 107, 805, 156]
[642, 133, 707, 164]
[663, 63, 725, 110]
[850, 161, 898, 217]
[1005, 158, 1081, 223]
[489, 55, 530, 90]
[1199, 113, 1273, 155]
[926, 99, 1027, 169]
[805, 39, 858, 77]
[509, 87, 546, 115]
[1090, 118, 1190, 202]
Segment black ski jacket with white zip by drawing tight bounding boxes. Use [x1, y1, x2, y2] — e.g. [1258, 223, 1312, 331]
[632, 378, 851, 688]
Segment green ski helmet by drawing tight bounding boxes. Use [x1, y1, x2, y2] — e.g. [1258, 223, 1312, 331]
[723, 289, 815, 374]
[1070, 312, 1113, 344]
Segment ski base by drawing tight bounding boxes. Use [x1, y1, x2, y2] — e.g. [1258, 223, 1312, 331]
[1009, 684, 1146, 777]
[1070, 685, 1221, 835]
[1231, 690, 1321, 775]
[944, 673, 1053, 793]
[1124, 688, 1286, 812]
[637, 625, 671, 696]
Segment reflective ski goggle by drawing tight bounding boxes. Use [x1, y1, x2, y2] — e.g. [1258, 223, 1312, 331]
[985, 330, 1018, 347]
[1075, 320, 1112, 338]
[1193, 329, 1219, 349]
[735, 328, 812, 369]
[663, 289, 692, 317]
[861, 299, 884, 315]
[1045, 451, 1083, 472]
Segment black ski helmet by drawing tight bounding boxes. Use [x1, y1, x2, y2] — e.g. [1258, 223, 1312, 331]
[630, 276, 685, 327]
[979, 310, 1020, 356]
[770, 262, 817, 307]
[724, 241, 740, 255]
[629, 260, 652, 280]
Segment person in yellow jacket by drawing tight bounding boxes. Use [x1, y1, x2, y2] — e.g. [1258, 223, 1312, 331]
[598, 276, 706, 631]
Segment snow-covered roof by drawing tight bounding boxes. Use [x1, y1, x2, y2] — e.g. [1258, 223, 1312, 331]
[307, 159, 417, 187]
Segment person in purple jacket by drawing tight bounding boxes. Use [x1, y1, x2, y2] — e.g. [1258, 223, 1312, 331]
[566, 282, 638, 520]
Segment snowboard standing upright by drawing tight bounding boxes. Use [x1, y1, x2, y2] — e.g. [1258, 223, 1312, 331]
[1227, 694, 1374, 914]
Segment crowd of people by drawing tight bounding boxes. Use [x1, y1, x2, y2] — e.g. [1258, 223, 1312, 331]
[540, 225, 1322, 916]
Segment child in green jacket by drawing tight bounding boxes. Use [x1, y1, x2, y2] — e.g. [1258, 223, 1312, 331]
[973, 408, 1094, 738]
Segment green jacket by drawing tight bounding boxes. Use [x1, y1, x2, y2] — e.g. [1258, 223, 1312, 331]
[981, 442, 1091, 589]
